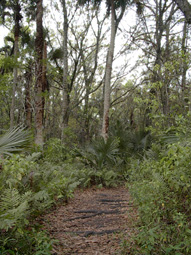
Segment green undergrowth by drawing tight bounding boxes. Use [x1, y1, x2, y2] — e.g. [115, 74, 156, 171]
[0, 137, 127, 254]
[122, 142, 191, 254]
[0, 130, 149, 254]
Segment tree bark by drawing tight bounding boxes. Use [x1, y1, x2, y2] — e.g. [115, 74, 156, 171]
[10, 1, 22, 129]
[25, 66, 32, 129]
[101, 0, 116, 141]
[173, 0, 191, 24]
[101, 0, 126, 140]
[61, 0, 69, 142]
[35, 0, 44, 145]
[42, 41, 48, 111]
[181, 21, 188, 93]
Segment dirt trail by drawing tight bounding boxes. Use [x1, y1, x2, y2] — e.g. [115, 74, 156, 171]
[42, 186, 136, 255]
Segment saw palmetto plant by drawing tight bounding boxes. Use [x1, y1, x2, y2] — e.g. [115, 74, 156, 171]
[0, 126, 31, 156]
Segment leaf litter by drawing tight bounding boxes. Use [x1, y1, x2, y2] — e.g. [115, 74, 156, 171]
[41, 186, 137, 254]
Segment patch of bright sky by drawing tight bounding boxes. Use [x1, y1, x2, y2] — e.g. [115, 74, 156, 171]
[0, 26, 9, 47]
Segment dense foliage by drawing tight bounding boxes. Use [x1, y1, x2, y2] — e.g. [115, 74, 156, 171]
[0, 132, 127, 254]
[121, 119, 191, 254]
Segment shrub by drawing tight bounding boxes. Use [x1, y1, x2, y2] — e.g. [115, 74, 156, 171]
[79, 136, 120, 169]
[69, 167, 121, 188]
[0, 155, 75, 254]
[123, 143, 191, 254]
[43, 138, 78, 164]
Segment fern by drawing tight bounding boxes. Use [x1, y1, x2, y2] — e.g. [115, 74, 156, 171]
[0, 188, 21, 210]
[0, 189, 32, 230]
[31, 190, 53, 212]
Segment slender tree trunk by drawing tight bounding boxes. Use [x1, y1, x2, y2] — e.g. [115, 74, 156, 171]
[84, 83, 90, 141]
[61, 0, 69, 142]
[42, 41, 50, 139]
[10, 1, 22, 129]
[101, 0, 116, 141]
[25, 67, 32, 128]
[180, 21, 191, 111]
[35, 0, 44, 145]
[163, 17, 170, 116]
[181, 21, 187, 93]
[10, 40, 18, 129]
[42, 41, 48, 111]
[81, 52, 90, 141]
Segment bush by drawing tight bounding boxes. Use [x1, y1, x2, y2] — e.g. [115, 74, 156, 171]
[44, 138, 72, 164]
[0, 154, 76, 254]
[0, 151, 122, 254]
[79, 136, 120, 169]
[0, 228, 53, 255]
[69, 167, 121, 188]
[123, 143, 191, 254]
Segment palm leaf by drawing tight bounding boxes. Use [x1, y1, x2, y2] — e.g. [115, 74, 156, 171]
[84, 136, 119, 169]
[0, 126, 31, 156]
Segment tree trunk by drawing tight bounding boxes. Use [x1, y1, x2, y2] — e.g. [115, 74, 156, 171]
[82, 53, 90, 141]
[42, 41, 48, 113]
[61, 0, 69, 142]
[25, 66, 32, 128]
[42, 41, 50, 140]
[181, 21, 187, 93]
[35, 0, 44, 145]
[10, 1, 22, 129]
[101, 0, 116, 141]
[162, 14, 170, 116]
[173, 0, 191, 24]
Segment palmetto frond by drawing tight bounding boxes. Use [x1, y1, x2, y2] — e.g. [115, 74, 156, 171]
[0, 126, 31, 156]
[82, 136, 119, 169]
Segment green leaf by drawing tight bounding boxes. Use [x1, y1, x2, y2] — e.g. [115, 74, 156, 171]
[0, 126, 31, 156]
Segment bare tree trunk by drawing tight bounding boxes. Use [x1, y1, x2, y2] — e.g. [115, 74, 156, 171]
[25, 66, 32, 128]
[42, 41, 50, 140]
[61, 0, 69, 142]
[35, 0, 44, 145]
[163, 14, 170, 116]
[10, 40, 18, 129]
[181, 21, 188, 93]
[101, 0, 116, 141]
[83, 59, 91, 141]
[10, 1, 22, 129]
[42, 40, 48, 127]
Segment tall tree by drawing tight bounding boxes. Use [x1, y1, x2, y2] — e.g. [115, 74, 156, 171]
[0, 0, 22, 128]
[35, 0, 44, 145]
[128, 0, 188, 129]
[61, 0, 69, 141]
[24, 65, 32, 129]
[101, 0, 115, 140]
[78, 0, 130, 140]
[10, 1, 22, 128]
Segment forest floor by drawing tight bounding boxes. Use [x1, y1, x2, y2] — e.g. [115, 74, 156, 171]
[41, 186, 137, 255]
